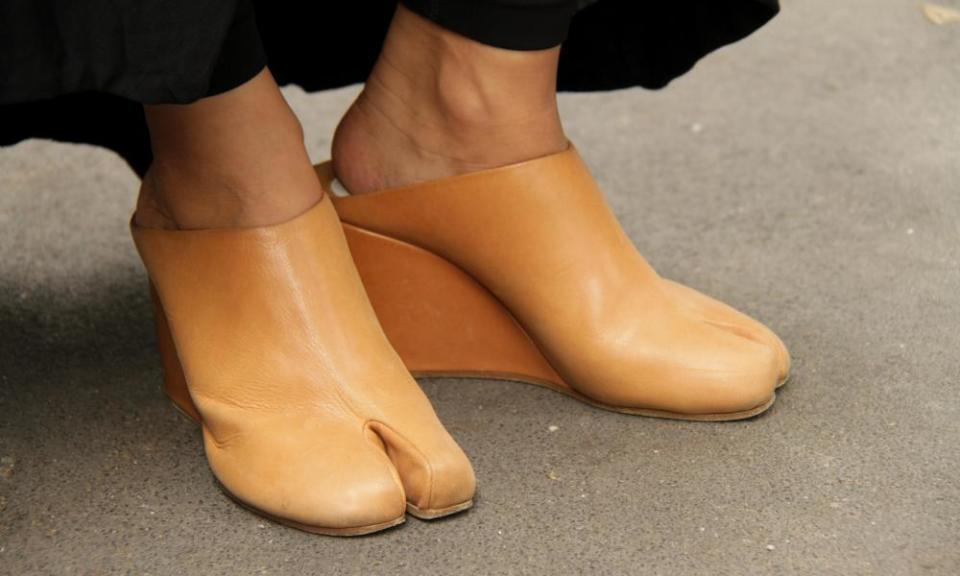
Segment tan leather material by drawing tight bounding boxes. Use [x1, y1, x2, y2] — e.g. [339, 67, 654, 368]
[340, 222, 773, 421]
[660, 280, 791, 386]
[132, 195, 475, 535]
[320, 148, 784, 418]
[342, 223, 564, 385]
[151, 285, 201, 421]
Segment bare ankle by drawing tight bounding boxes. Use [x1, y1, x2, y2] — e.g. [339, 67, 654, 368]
[134, 169, 178, 229]
[331, 5, 567, 194]
[135, 156, 323, 230]
[140, 69, 323, 230]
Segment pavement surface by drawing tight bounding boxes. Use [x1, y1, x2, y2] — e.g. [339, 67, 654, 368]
[1, 1, 958, 574]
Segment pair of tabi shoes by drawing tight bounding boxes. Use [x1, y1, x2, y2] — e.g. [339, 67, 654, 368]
[132, 143, 790, 536]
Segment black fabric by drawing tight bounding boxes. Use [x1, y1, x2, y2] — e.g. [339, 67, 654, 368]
[401, 0, 578, 51]
[0, 0, 779, 176]
[0, 0, 265, 105]
[558, 0, 779, 90]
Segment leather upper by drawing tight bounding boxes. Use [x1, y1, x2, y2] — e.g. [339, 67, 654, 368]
[132, 195, 475, 529]
[329, 147, 782, 415]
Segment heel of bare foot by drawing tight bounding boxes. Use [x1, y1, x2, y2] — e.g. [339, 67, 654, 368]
[134, 170, 179, 230]
[331, 5, 568, 195]
[133, 157, 323, 231]
[139, 69, 324, 231]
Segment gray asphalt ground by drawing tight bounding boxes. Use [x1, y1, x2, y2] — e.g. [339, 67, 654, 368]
[2, 1, 959, 574]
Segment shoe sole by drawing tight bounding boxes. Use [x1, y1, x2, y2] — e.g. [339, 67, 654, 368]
[218, 480, 407, 537]
[412, 371, 776, 421]
[406, 499, 474, 520]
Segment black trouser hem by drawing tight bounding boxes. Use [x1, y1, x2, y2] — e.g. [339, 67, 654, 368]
[401, 0, 577, 50]
[206, 0, 268, 97]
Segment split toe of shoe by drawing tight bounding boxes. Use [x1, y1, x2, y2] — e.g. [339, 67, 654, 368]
[664, 327, 780, 415]
[200, 414, 409, 533]
[364, 420, 476, 517]
[199, 408, 475, 533]
[662, 279, 791, 385]
[134, 196, 476, 534]
[560, 314, 780, 416]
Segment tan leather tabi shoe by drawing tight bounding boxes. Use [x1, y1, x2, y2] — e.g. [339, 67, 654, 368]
[317, 145, 790, 422]
[131, 192, 475, 536]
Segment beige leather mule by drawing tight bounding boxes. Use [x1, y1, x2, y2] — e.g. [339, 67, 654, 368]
[318, 145, 789, 421]
[132, 192, 475, 536]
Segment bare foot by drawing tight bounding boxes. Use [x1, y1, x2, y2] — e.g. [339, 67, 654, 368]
[331, 5, 569, 194]
[137, 69, 323, 230]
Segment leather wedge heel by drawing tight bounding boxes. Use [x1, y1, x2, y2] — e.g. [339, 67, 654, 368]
[150, 285, 200, 422]
[319, 146, 789, 421]
[341, 223, 564, 386]
[132, 193, 475, 536]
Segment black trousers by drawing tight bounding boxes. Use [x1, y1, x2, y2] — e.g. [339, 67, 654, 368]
[401, 0, 578, 51]
[190, 0, 583, 100]
[0, 0, 779, 174]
